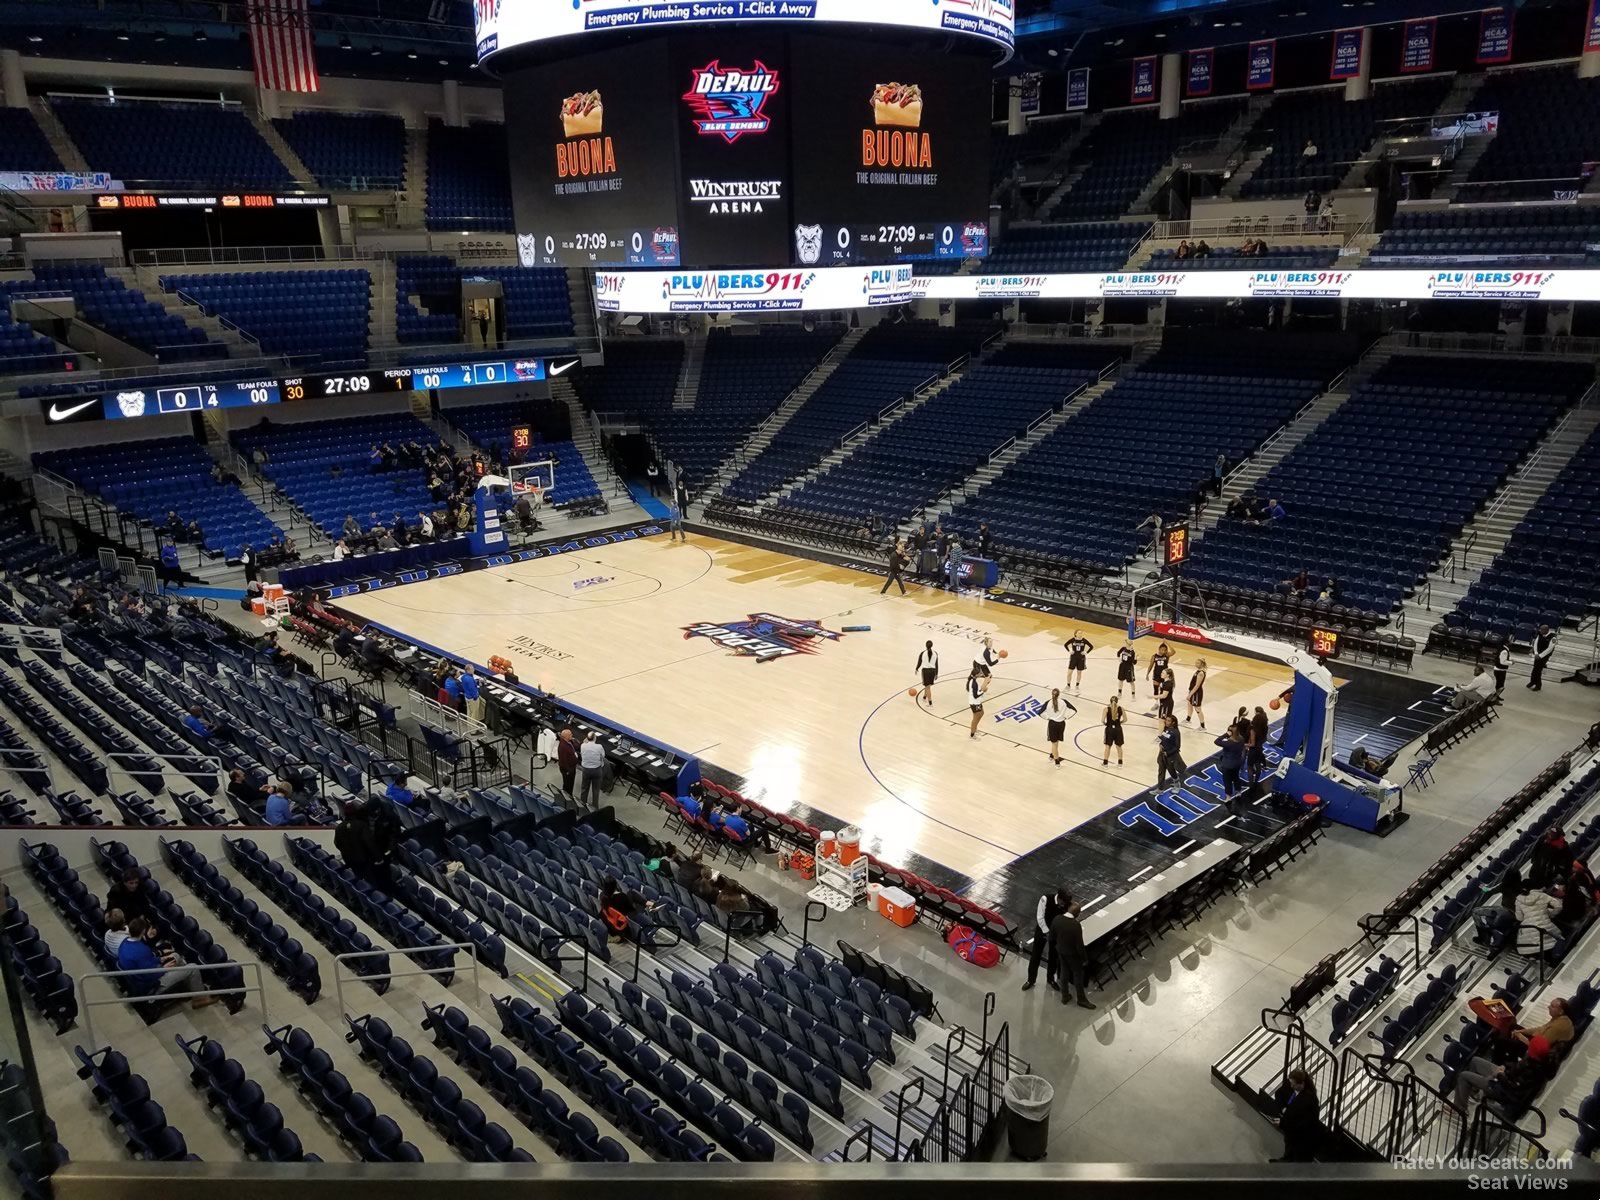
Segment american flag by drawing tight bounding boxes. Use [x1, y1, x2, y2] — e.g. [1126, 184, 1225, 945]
[247, 0, 320, 93]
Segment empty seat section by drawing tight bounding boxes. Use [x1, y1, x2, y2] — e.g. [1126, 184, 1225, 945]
[272, 111, 406, 191]
[157, 270, 372, 365]
[425, 120, 512, 231]
[1463, 68, 1600, 201]
[1371, 205, 1600, 267]
[986, 221, 1150, 274]
[52, 96, 293, 188]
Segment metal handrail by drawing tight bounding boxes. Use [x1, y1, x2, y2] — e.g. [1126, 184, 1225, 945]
[801, 900, 826, 947]
[720, 908, 765, 963]
[630, 922, 682, 983]
[331, 942, 480, 1018]
[889, 1075, 926, 1157]
[77, 960, 265, 1047]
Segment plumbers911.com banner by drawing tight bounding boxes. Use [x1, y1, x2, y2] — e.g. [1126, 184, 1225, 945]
[594, 264, 914, 311]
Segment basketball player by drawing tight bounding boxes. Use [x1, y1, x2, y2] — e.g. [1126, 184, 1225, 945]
[1186, 658, 1207, 729]
[1063, 631, 1094, 693]
[973, 635, 1000, 684]
[1147, 641, 1172, 686]
[670, 475, 690, 543]
[967, 666, 986, 738]
[1044, 688, 1077, 765]
[1157, 668, 1177, 722]
[914, 640, 939, 706]
[881, 538, 909, 596]
[1101, 696, 1125, 767]
[1116, 643, 1138, 697]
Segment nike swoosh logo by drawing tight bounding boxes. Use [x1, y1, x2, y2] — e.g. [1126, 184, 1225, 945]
[549, 359, 578, 376]
[48, 398, 99, 421]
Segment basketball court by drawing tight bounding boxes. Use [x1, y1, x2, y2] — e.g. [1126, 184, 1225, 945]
[337, 531, 1306, 886]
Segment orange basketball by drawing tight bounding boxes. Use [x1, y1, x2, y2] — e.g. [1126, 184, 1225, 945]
[998, 649, 1009, 659]
[907, 687, 918, 698]
[1269, 698, 1281, 711]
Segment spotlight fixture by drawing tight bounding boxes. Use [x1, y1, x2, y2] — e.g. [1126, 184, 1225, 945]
[192, 27, 207, 41]
[339, 35, 352, 50]
[1047, 47, 1058, 56]
[407, 50, 418, 59]
[115, 29, 130, 40]
[370, 45, 382, 55]
[26, 33, 42, 42]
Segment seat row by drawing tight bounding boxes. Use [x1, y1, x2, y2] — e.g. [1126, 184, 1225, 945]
[2, 892, 78, 1033]
[73, 1044, 199, 1161]
[344, 1012, 535, 1161]
[176, 1033, 322, 1161]
[260, 1023, 423, 1162]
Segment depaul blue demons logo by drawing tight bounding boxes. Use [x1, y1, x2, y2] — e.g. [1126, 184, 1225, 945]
[683, 613, 842, 661]
[683, 60, 780, 143]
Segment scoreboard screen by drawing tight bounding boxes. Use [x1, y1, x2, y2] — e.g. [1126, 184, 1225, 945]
[101, 379, 280, 420]
[1163, 525, 1190, 567]
[504, 30, 990, 269]
[787, 36, 992, 265]
[504, 40, 685, 269]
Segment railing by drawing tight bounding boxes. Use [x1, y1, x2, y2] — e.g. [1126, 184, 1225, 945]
[1356, 912, 1419, 970]
[911, 1016, 1012, 1163]
[1453, 175, 1585, 201]
[630, 924, 681, 983]
[720, 909, 765, 963]
[1151, 215, 1367, 243]
[77, 961, 266, 1047]
[801, 899, 827, 947]
[331, 943, 479, 1018]
[171, 287, 267, 359]
[1396, 331, 1600, 360]
[131, 245, 379, 270]
[1479, 409, 1571, 528]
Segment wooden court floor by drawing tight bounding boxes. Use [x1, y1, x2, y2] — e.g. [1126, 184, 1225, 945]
[340, 534, 1297, 882]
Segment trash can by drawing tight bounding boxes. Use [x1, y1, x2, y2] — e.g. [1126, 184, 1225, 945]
[1003, 1075, 1054, 1161]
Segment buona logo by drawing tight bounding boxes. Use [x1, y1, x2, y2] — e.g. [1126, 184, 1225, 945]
[862, 81, 931, 170]
[555, 88, 616, 180]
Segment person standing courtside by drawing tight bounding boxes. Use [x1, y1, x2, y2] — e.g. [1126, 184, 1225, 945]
[914, 640, 939, 706]
[966, 667, 986, 739]
[556, 728, 578, 800]
[1529, 625, 1555, 691]
[578, 731, 606, 809]
[1186, 658, 1207, 729]
[1494, 642, 1512, 695]
[1021, 887, 1064, 991]
[1157, 715, 1185, 788]
[881, 538, 908, 595]
[1050, 895, 1095, 1009]
[1064, 631, 1093, 693]
[670, 474, 690, 543]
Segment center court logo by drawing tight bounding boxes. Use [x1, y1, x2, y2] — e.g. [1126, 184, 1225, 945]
[682, 60, 780, 142]
[682, 613, 842, 661]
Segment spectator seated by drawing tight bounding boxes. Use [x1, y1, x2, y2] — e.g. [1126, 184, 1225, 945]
[442, 400, 601, 507]
[35, 436, 280, 561]
[157, 269, 372, 365]
[426, 120, 512, 231]
[1146, 243, 1340, 270]
[231, 413, 444, 538]
[985, 222, 1150, 274]
[1188, 356, 1591, 616]
[1371, 205, 1600, 267]
[272, 111, 405, 191]
[52, 96, 293, 188]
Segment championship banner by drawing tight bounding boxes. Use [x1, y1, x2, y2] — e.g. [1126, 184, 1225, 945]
[1186, 48, 1214, 97]
[1246, 40, 1277, 90]
[0, 171, 116, 193]
[1476, 8, 1513, 64]
[1587, 0, 1600, 52]
[1130, 56, 1158, 104]
[1401, 18, 1437, 73]
[1330, 28, 1364, 80]
[1066, 67, 1090, 112]
[1018, 73, 1042, 117]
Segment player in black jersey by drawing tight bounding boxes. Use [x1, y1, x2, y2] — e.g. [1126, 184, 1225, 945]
[1116, 644, 1138, 698]
[1064, 631, 1093, 693]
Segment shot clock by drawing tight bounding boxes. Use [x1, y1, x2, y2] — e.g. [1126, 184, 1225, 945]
[1309, 627, 1341, 659]
[1163, 525, 1190, 568]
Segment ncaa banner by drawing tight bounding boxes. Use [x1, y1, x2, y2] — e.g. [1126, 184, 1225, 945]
[1018, 73, 1042, 117]
[1130, 56, 1158, 104]
[1066, 67, 1090, 111]
[1587, 0, 1600, 52]
[1330, 28, 1364, 80]
[1246, 40, 1276, 90]
[1401, 18, 1437, 72]
[1186, 48, 1214, 97]
[1476, 8, 1513, 64]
